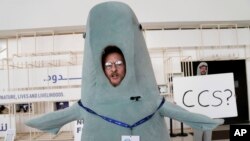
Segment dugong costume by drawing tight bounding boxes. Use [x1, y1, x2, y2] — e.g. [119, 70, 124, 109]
[26, 2, 223, 141]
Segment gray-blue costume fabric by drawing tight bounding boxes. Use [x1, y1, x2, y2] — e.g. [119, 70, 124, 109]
[26, 2, 223, 141]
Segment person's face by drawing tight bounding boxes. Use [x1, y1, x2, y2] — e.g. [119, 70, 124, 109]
[199, 66, 208, 75]
[104, 52, 126, 87]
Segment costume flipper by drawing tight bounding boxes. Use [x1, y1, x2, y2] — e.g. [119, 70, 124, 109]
[159, 100, 224, 130]
[25, 103, 84, 134]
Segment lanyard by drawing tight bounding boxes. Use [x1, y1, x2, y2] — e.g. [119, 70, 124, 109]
[78, 97, 165, 130]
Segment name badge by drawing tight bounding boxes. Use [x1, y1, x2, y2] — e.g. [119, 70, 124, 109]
[121, 136, 140, 141]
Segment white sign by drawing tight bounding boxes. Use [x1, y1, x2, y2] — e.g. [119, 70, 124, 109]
[74, 120, 84, 141]
[0, 88, 81, 104]
[173, 73, 237, 118]
[121, 136, 140, 141]
[0, 115, 15, 137]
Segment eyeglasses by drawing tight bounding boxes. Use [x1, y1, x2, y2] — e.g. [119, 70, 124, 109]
[104, 60, 124, 70]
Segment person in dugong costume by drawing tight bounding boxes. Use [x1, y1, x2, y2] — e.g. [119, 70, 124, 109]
[26, 2, 223, 141]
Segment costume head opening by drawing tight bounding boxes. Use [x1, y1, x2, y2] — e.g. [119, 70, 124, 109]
[101, 46, 126, 71]
[102, 46, 126, 87]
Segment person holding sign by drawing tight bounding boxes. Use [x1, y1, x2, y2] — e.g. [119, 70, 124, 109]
[26, 2, 224, 141]
[194, 61, 212, 141]
[197, 62, 208, 75]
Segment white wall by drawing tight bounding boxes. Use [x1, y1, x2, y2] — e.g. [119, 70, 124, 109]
[1, 0, 250, 31]
[146, 28, 250, 48]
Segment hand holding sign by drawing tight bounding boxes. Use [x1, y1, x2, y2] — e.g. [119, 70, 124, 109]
[173, 73, 237, 118]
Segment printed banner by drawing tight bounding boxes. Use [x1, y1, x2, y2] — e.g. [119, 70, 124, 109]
[173, 73, 237, 118]
[0, 88, 81, 104]
[0, 115, 15, 137]
[0, 66, 82, 104]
